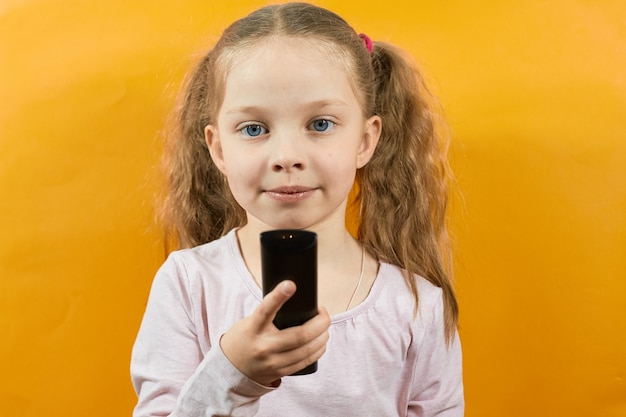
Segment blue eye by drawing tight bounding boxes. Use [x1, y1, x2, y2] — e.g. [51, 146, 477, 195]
[241, 124, 267, 137]
[309, 119, 334, 132]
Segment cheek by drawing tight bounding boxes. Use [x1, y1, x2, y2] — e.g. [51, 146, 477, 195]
[324, 144, 360, 173]
[223, 171, 253, 210]
[320, 153, 358, 187]
[221, 152, 262, 192]
[221, 144, 248, 177]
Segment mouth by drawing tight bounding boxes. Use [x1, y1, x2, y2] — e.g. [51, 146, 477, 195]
[264, 186, 317, 202]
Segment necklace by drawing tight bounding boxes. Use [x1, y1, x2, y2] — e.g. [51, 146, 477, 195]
[345, 244, 365, 311]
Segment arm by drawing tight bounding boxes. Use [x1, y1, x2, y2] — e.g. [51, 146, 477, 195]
[408, 290, 464, 416]
[130, 255, 272, 417]
[131, 255, 330, 417]
[176, 281, 331, 416]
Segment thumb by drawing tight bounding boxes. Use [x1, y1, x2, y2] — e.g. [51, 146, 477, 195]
[252, 280, 296, 329]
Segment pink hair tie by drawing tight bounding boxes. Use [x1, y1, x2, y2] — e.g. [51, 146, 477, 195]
[359, 33, 373, 54]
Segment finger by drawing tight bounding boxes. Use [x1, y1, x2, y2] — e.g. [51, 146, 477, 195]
[279, 333, 329, 376]
[277, 307, 331, 352]
[252, 280, 296, 329]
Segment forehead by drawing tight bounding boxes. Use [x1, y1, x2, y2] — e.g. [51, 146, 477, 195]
[217, 36, 364, 111]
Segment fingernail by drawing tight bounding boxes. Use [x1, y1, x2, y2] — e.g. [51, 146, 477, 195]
[281, 281, 295, 294]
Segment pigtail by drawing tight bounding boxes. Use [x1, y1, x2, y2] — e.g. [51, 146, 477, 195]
[358, 42, 459, 341]
[157, 53, 245, 251]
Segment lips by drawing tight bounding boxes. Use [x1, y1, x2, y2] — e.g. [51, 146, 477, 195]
[264, 186, 317, 202]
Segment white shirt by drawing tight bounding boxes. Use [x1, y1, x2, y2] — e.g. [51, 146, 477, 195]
[131, 229, 464, 416]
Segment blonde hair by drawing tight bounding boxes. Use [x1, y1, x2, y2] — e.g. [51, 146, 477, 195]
[157, 2, 458, 341]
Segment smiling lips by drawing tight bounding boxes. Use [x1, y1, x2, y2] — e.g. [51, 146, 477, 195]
[264, 186, 317, 202]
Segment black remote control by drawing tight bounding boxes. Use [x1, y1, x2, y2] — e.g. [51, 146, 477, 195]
[260, 229, 318, 375]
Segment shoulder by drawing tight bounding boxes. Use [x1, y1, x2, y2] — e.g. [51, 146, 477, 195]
[151, 229, 244, 297]
[372, 262, 447, 340]
[164, 229, 240, 276]
[377, 262, 444, 313]
[360, 262, 443, 339]
[171, 229, 236, 262]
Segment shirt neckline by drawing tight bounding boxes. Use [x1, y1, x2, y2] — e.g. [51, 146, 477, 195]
[224, 228, 388, 324]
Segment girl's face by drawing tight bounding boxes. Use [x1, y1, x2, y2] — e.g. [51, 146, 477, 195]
[205, 37, 380, 233]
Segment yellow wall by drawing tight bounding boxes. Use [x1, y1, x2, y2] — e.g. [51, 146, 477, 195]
[1, 1, 624, 416]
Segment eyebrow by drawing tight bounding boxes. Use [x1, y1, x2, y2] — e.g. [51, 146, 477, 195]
[224, 99, 349, 116]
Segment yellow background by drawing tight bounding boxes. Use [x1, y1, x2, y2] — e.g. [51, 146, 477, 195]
[1, 1, 624, 416]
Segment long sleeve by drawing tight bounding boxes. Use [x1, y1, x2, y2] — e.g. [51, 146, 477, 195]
[172, 346, 273, 417]
[130, 254, 274, 417]
[130, 232, 464, 417]
[408, 290, 464, 416]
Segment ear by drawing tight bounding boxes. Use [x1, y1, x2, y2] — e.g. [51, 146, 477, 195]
[356, 115, 381, 169]
[205, 125, 227, 174]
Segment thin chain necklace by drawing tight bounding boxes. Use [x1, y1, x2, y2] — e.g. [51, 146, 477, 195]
[346, 244, 365, 311]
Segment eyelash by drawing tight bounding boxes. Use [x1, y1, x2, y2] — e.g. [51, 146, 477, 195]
[240, 124, 267, 137]
[239, 119, 335, 137]
[309, 119, 335, 133]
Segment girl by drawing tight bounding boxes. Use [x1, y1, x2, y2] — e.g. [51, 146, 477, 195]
[131, 3, 463, 416]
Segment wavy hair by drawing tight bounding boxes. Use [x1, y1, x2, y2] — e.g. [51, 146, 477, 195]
[157, 2, 458, 341]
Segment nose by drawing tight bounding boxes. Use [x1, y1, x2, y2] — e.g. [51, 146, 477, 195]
[269, 131, 306, 172]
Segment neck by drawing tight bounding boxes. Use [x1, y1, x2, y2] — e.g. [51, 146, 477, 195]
[237, 221, 358, 278]
[236, 217, 373, 315]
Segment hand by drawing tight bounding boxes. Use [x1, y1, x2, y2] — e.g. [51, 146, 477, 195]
[219, 281, 331, 386]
